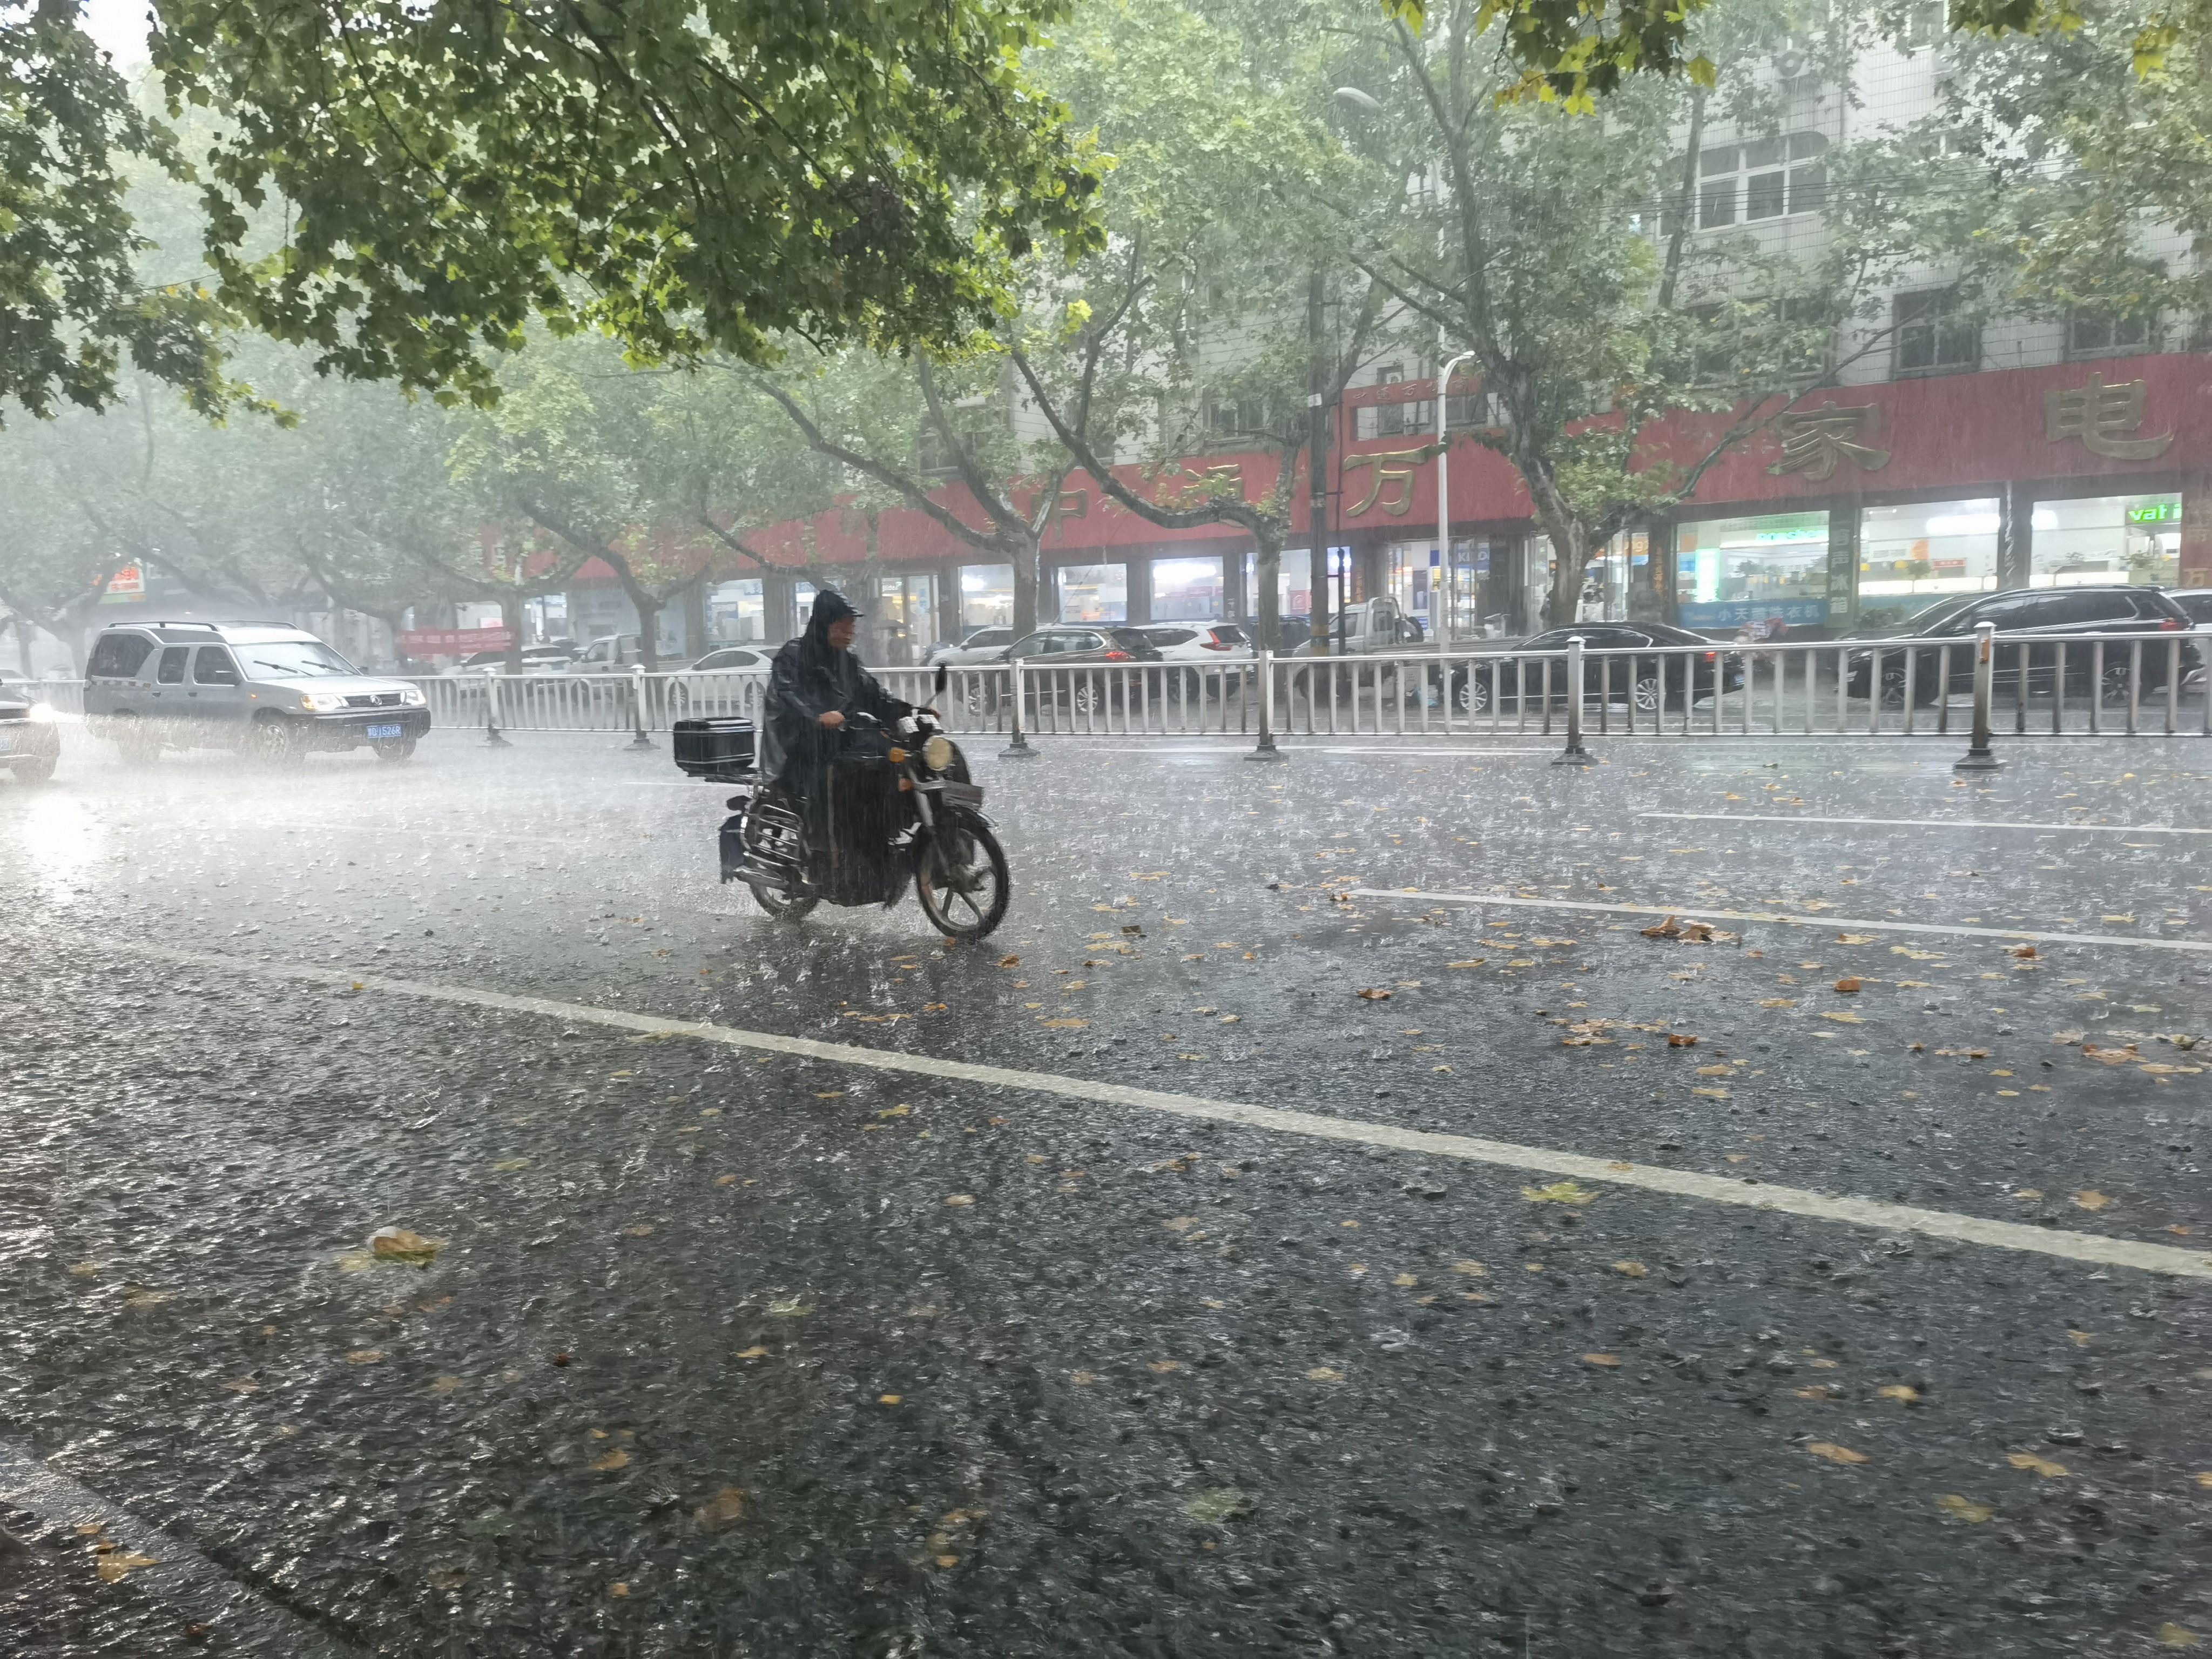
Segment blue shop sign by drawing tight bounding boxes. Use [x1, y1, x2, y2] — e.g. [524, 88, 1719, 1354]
[1678, 599, 1829, 628]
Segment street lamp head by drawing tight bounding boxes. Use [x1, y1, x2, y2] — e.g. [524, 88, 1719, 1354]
[1333, 86, 1383, 113]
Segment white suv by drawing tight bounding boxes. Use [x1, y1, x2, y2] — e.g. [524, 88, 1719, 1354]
[83, 622, 431, 764]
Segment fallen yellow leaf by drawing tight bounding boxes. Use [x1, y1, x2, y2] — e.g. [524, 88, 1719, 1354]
[95, 1552, 158, 1583]
[1806, 1442, 1869, 1465]
[1305, 1366, 1344, 1382]
[1820, 1011, 1866, 1024]
[945, 1194, 975, 1206]
[589, 1448, 630, 1472]
[1935, 1494, 1994, 1523]
[1613, 1260, 1647, 1277]
[2073, 1190, 2113, 1211]
[1876, 1384, 1920, 1405]
[2008, 1451, 2068, 1478]
[1582, 1353, 1621, 1367]
[2157, 1625, 2201, 1649]
[1521, 1181, 1596, 1204]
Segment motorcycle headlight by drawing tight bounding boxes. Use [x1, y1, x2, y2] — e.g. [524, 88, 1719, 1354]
[399, 686, 427, 706]
[922, 734, 954, 773]
[302, 691, 349, 712]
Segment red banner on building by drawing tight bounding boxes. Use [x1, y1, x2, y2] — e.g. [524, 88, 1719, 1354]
[397, 627, 515, 655]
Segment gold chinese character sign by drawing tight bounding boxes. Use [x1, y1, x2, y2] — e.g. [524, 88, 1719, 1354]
[1767, 403, 1890, 481]
[2045, 374, 2171, 461]
[1341, 444, 1441, 517]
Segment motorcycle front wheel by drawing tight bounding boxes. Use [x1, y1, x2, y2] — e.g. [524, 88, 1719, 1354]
[749, 880, 819, 923]
[913, 811, 1010, 939]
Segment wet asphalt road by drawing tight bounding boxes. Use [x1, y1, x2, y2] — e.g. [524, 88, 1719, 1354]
[3, 727, 2210, 1658]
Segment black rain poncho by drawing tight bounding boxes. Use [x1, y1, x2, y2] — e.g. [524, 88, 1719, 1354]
[757, 590, 912, 792]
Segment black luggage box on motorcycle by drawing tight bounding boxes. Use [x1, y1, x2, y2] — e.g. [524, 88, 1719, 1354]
[673, 717, 756, 778]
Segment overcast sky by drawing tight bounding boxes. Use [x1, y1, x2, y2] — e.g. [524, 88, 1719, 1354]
[78, 0, 152, 66]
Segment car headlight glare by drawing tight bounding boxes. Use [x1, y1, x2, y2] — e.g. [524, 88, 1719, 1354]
[399, 686, 427, 706]
[25, 702, 57, 723]
[302, 691, 349, 712]
[922, 734, 954, 773]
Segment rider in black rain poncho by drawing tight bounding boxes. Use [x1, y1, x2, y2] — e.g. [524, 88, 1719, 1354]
[758, 589, 912, 855]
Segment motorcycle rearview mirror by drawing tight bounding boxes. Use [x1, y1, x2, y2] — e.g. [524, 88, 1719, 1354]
[934, 663, 949, 696]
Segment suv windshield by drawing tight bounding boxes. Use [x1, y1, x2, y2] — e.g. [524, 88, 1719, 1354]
[234, 639, 360, 679]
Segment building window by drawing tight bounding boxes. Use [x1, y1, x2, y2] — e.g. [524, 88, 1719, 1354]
[1204, 396, 1269, 441]
[1694, 132, 1827, 230]
[2066, 311, 2155, 360]
[1894, 289, 1979, 377]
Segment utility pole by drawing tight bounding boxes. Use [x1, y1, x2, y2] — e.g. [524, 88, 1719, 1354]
[1308, 269, 1332, 657]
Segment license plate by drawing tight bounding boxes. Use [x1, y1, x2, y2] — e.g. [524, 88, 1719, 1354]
[0, 734, 12, 753]
[366, 723, 403, 739]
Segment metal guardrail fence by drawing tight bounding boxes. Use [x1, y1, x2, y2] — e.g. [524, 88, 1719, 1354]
[1, 678, 85, 717]
[25, 626, 2209, 770]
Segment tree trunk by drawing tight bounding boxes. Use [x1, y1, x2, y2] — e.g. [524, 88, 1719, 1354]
[633, 598, 664, 673]
[1011, 533, 1040, 638]
[498, 591, 526, 671]
[683, 581, 710, 658]
[1254, 530, 1282, 664]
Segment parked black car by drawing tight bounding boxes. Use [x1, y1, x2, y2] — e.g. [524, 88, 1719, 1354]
[1842, 585, 2199, 704]
[1449, 623, 1746, 715]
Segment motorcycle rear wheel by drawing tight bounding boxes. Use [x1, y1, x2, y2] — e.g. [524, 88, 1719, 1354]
[914, 813, 1010, 940]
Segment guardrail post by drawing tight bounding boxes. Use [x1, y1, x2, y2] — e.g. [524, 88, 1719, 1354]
[482, 672, 511, 748]
[999, 661, 1035, 760]
[1246, 650, 1285, 763]
[1954, 621, 2002, 772]
[1553, 635, 1594, 766]
[626, 665, 655, 750]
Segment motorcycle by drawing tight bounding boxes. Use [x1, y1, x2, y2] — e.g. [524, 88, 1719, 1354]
[672, 666, 1010, 940]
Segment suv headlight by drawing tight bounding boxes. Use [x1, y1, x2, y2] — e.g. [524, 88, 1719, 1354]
[302, 691, 350, 712]
[399, 686, 427, 706]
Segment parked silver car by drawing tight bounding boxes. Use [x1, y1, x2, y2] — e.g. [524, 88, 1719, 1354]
[83, 621, 431, 764]
[922, 626, 1015, 668]
[0, 686, 62, 784]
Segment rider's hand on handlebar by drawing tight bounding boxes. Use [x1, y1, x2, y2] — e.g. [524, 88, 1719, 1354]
[818, 710, 845, 729]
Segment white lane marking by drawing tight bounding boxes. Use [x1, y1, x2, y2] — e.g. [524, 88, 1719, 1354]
[118, 943, 2212, 1280]
[1349, 888, 2212, 954]
[0, 1440, 360, 1656]
[1068, 745, 1547, 756]
[1640, 811, 2212, 836]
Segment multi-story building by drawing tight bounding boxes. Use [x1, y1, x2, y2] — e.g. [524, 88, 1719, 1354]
[569, 25, 2211, 658]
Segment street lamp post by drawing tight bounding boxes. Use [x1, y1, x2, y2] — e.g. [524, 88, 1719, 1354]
[1432, 350, 1475, 662]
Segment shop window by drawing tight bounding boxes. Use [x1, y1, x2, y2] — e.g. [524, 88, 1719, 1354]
[1675, 512, 1832, 628]
[1151, 556, 1224, 622]
[957, 564, 1015, 630]
[1055, 563, 1127, 623]
[2032, 493, 2181, 589]
[1894, 289, 1979, 377]
[2066, 311, 2155, 360]
[707, 578, 766, 643]
[1857, 498, 1998, 625]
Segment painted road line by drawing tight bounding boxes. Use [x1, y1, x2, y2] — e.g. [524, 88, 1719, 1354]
[1640, 811, 2212, 836]
[0, 1440, 361, 1657]
[1349, 888, 2212, 955]
[118, 943, 2212, 1280]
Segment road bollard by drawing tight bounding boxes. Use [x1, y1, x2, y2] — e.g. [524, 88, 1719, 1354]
[999, 660, 1035, 760]
[1954, 619, 2002, 771]
[1246, 649, 1285, 763]
[626, 665, 655, 750]
[1553, 634, 1594, 766]
[482, 672, 511, 748]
